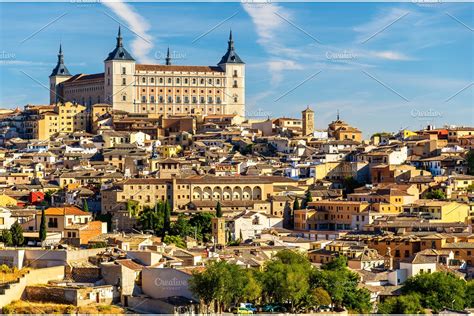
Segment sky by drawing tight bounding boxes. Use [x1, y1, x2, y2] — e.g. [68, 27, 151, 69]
[0, 1, 472, 137]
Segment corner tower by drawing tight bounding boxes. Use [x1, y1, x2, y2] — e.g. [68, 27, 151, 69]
[218, 30, 245, 117]
[104, 26, 136, 112]
[49, 44, 72, 104]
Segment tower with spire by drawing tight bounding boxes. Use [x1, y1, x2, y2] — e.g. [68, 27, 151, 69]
[165, 47, 171, 66]
[49, 44, 72, 104]
[104, 26, 136, 112]
[218, 30, 245, 117]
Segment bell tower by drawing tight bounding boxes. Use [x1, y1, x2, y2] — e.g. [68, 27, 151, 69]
[49, 44, 72, 104]
[218, 30, 245, 117]
[302, 106, 315, 136]
[104, 26, 136, 112]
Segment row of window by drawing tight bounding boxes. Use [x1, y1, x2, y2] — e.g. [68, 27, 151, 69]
[137, 76, 223, 85]
[137, 95, 223, 104]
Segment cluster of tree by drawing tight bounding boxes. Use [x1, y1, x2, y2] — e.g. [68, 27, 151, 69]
[135, 200, 214, 247]
[0, 222, 24, 247]
[137, 200, 171, 237]
[378, 272, 474, 314]
[467, 150, 474, 175]
[423, 189, 446, 200]
[300, 189, 313, 209]
[189, 250, 372, 313]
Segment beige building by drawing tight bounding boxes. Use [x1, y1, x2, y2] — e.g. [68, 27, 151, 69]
[328, 114, 362, 142]
[20, 102, 87, 140]
[101, 176, 297, 214]
[50, 28, 246, 117]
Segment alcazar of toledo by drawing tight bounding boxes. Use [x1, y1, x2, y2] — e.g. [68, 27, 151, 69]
[49, 27, 246, 117]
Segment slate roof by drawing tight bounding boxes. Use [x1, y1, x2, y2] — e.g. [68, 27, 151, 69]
[104, 27, 135, 61]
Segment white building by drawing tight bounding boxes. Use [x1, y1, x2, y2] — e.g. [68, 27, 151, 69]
[227, 210, 283, 241]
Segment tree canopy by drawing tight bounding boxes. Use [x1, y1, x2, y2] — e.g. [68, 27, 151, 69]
[189, 250, 372, 313]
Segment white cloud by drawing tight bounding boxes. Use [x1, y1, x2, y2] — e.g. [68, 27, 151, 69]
[267, 59, 303, 85]
[243, 3, 303, 85]
[242, 3, 288, 47]
[353, 7, 411, 43]
[368, 50, 413, 61]
[102, 0, 154, 63]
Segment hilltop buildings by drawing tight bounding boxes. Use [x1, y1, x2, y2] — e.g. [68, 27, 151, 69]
[49, 28, 246, 117]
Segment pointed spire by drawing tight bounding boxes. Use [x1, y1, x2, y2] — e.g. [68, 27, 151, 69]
[218, 29, 244, 65]
[228, 29, 234, 51]
[105, 26, 135, 61]
[165, 47, 171, 65]
[337, 109, 340, 121]
[116, 25, 123, 48]
[50, 43, 71, 77]
[57, 43, 64, 64]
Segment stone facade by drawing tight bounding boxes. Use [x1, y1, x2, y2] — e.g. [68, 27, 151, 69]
[50, 29, 245, 117]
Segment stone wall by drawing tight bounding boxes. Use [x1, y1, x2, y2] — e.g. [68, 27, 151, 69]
[0, 266, 65, 308]
[25, 285, 114, 306]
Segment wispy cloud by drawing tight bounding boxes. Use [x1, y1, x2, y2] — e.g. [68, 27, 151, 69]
[243, 3, 303, 86]
[367, 50, 414, 61]
[354, 7, 411, 43]
[242, 3, 287, 47]
[267, 59, 303, 85]
[102, 0, 154, 63]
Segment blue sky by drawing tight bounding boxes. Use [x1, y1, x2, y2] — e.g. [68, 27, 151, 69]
[0, 1, 472, 136]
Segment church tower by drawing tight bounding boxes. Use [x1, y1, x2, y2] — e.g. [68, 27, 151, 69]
[104, 26, 136, 112]
[49, 44, 72, 104]
[302, 106, 315, 136]
[218, 30, 245, 117]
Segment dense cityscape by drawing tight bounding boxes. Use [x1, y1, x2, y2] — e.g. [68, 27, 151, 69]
[0, 1, 473, 315]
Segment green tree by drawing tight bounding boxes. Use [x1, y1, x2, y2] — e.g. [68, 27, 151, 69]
[301, 189, 313, 209]
[241, 270, 262, 303]
[424, 189, 446, 200]
[0, 230, 12, 246]
[138, 202, 165, 235]
[215, 201, 223, 218]
[170, 214, 193, 238]
[402, 272, 466, 312]
[312, 287, 332, 308]
[189, 261, 251, 313]
[126, 200, 140, 217]
[44, 190, 55, 206]
[82, 199, 89, 212]
[39, 208, 47, 242]
[293, 197, 300, 210]
[163, 200, 172, 237]
[261, 250, 312, 312]
[321, 256, 347, 271]
[378, 293, 425, 314]
[189, 213, 214, 242]
[467, 280, 474, 308]
[163, 235, 186, 248]
[10, 221, 24, 247]
[311, 255, 371, 312]
[466, 150, 474, 175]
[226, 229, 232, 243]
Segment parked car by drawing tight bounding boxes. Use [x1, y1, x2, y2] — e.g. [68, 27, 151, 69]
[240, 303, 257, 312]
[233, 307, 253, 314]
[262, 304, 287, 313]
